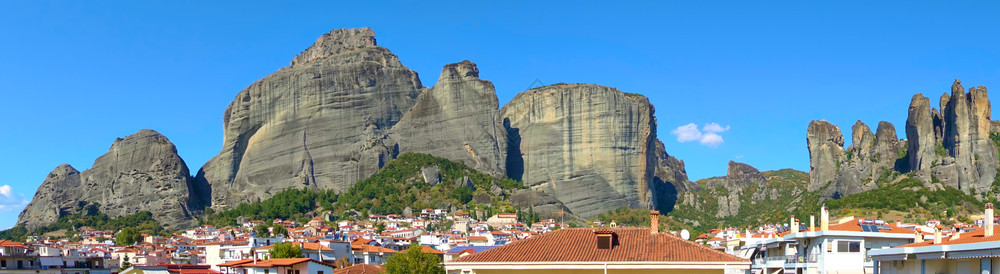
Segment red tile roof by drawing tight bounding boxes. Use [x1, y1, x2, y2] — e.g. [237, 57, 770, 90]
[231, 258, 332, 268]
[0, 240, 27, 248]
[352, 244, 398, 253]
[334, 263, 384, 274]
[896, 226, 1000, 248]
[419, 245, 445, 255]
[449, 227, 748, 263]
[828, 219, 915, 234]
[217, 259, 255, 267]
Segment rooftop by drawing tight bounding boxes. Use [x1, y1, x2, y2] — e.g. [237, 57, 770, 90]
[449, 227, 748, 263]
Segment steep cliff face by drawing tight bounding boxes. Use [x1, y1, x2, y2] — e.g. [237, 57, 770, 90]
[390, 60, 506, 176]
[806, 120, 845, 191]
[197, 28, 424, 208]
[500, 84, 685, 217]
[17, 129, 201, 230]
[808, 80, 997, 199]
[918, 80, 996, 193]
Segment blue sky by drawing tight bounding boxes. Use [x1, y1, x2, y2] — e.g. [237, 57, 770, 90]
[1, 1, 999, 229]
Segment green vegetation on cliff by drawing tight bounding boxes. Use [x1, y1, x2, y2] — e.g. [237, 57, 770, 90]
[0, 203, 164, 241]
[201, 152, 526, 228]
[668, 168, 985, 236]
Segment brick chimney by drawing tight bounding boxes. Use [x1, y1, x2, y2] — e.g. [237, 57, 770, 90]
[820, 205, 830, 231]
[791, 215, 799, 233]
[810, 214, 815, 232]
[650, 210, 660, 234]
[986, 203, 994, 237]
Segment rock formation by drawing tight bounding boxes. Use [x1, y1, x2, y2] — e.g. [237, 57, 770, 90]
[808, 79, 997, 199]
[18, 27, 695, 229]
[17, 129, 202, 230]
[197, 27, 424, 209]
[806, 120, 845, 191]
[698, 161, 768, 217]
[501, 84, 690, 217]
[390, 60, 507, 176]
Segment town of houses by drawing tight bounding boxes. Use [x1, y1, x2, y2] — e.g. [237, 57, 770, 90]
[2, 204, 999, 274]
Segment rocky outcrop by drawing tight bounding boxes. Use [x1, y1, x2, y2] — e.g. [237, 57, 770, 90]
[501, 84, 687, 217]
[197, 28, 424, 209]
[17, 129, 202, 230]
[908, 94, 937, 172]
[807, 120, 845, 191]
[700, 161, 767, 217]
[19, 27, 696, 228]
[390, 60, 506, 176]
[808, 79, 997, 199]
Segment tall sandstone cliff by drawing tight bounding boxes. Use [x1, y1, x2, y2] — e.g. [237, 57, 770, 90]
[501, 84, 693, 217]
[17, 27, 692, 229]
[196, 28, 425, 208]
[17, 129, 203, 230]
[389, 60, 507, 176]
[808, 80, 997, 199]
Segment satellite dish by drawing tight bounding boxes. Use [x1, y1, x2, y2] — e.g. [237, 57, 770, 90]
[680, 229, 691, 240]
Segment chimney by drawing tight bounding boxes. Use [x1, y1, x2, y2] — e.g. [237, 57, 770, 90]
[820, 205, 830, 231]
[914, 230, 922, 243]
[791, 215, 799, 233]
[950, 229, 961, 240]
[986, 203, 994, 237]
[933, 227, 942, 244]
[810, 214, 815, 232]
[896, 219, 902, 228]
[650, 210, 660, 234]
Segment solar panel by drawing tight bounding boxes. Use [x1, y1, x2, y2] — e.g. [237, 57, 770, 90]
[860, 225, 873, 232]
[877, 225, 891, 231]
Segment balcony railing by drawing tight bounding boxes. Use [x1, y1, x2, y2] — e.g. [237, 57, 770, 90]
[754, 255, 818, 266]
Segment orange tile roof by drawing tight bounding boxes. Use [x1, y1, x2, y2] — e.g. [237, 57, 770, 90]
[258, 242, 333, 251]
[217, 259, 255, 267]
[334, 263, 384, 274]
[450, 227, 748, 263]
[352, 244, 398, 253]
[896, 226, 1000, 248]
[0, 240, 27, 248]
[419, 245, 445, 255]
[828, 219, 915, 234]
[232, 258, 328, 268]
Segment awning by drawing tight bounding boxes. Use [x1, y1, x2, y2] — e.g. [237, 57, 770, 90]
[948, 249, 1000, 259]
[871, 254, 908, 261]
[916, 252, 946, 260]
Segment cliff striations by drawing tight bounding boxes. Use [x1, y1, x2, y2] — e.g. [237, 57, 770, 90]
[196, 27, 424, 208]
[501, 84, 691, 217]
[17, 129, 202, 230]
[390, 60, 507, 177]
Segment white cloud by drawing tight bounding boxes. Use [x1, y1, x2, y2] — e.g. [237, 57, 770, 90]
[700, 132, 724, 147]
[671, 122, 730, 148]
[0, 185, 29, 212]
[671, 123, 703, 142]
[702, 123, 730, 133]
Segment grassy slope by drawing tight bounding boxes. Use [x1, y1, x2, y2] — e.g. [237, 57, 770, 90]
[667, 169, 985, 236]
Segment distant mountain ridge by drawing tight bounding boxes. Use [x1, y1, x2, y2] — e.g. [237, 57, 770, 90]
[15, 27, 692, 229]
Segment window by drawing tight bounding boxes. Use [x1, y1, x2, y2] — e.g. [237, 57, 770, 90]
[265, 270, 269, 274]
[318, 272, 324, 274]
[837, 241, 861, 253]
[295, 270, 300, 274]
[2, 260, 6, 267]
[243, 270, 248, 274]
